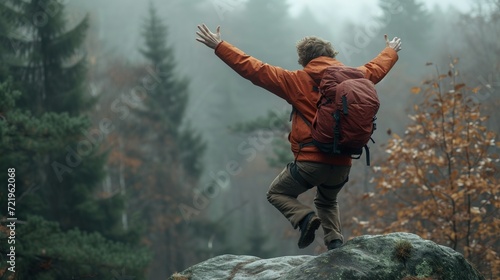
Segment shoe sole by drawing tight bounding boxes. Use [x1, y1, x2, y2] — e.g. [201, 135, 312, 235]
[328, 240, 343, 250]
[298, 217, 321, 249]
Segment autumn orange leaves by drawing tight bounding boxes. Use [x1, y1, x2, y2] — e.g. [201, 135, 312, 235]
[357, 59, 500, 277]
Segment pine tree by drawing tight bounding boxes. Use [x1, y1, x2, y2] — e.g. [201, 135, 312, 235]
[0, 80, 151, 279]
[139, 3, 187, 136]
[140, 3, 205, 175]
[230, 109, 293, 167]
[457, 1, 500, 130]
[5, 0, 92, 115]
[376, 0, 432, 60]
[235, 0, 295, 67]
[0, 4, 12, 80]
[129, 3, 207, 277]
[0, 1, 148, 277]
[0, 0, 130, 239]
[1, 215, 151, 280]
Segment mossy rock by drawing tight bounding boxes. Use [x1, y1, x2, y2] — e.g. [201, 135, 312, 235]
[170, 232, 485, 280]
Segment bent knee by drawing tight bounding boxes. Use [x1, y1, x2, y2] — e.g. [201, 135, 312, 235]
[314, 199, 338, 208]
[266, 191, 279, 203]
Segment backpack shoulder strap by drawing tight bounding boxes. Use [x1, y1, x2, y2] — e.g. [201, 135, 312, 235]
[289, 81, 319, 126]
[291, 107, 312, 127]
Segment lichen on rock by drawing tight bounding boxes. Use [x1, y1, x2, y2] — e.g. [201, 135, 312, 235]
[169, 232, 485, 280]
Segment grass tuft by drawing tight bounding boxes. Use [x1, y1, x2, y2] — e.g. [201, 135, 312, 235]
[394, 240, 413, 263]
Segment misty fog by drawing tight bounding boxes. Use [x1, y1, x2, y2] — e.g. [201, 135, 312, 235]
[2, 0, 499, 279]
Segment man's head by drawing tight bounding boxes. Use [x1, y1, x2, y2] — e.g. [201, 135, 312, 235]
[296, 36, 338, 67]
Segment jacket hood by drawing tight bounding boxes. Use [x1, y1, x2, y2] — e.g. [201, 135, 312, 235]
[303, 56, 344, 84]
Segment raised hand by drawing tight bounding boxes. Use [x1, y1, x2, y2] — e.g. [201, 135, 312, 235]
[196, 24, 222, 49]
[384, 34, 402, 52]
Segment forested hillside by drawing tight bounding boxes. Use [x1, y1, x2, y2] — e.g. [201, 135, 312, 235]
[0, 0, 498, 279]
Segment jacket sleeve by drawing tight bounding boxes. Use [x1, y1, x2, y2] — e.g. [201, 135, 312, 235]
[357, 47, 399, 84]
[214, 41, 295, 103]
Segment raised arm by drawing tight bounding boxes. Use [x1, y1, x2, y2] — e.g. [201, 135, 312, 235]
[358, 35, 402, 84]
[196, 24, 295, 102]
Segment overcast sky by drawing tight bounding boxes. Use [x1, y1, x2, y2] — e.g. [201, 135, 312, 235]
[288, 0, 474, 22]
[66, 0, 480, 64]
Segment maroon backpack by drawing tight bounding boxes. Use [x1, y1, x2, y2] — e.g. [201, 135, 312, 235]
[295, 66, 379, 165]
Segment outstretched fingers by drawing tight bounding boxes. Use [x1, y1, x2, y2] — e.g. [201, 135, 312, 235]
[196, 24, 211, 42]
[394, 37, 402, 49]
[200, 24, 214, 36]
[195, 24, 222, 49]
[197, 25, 208, 37]
[202, 24, 210, 33]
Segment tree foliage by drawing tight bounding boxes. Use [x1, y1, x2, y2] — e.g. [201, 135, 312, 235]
[140, 4, 188, 136]
[459, 0, 500, 76]
[377, 0, 432, 55]
[0, 216, 150, 280]
[230, 109, 293, 168]
[0, 79, 150, 279]
[457, 0, 500, 128]
[356, 60, 500, 278]
[139, 2, 205, 178]
[90, 4, 208, 278]
[4, 0, 93, 115]
[0, 0, 124, 236]
[0, 1, 148, 278]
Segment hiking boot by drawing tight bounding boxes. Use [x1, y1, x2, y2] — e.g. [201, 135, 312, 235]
[327, 239, 343, 250]
[297, 213, 321, 249]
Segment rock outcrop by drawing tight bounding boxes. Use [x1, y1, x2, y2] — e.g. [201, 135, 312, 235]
[170, 232, 484, 280]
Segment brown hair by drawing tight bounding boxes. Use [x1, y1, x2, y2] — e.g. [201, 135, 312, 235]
[296, 36, 338, 67]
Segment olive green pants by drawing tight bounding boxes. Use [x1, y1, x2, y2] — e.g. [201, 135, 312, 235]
[266, 161, 350, 245]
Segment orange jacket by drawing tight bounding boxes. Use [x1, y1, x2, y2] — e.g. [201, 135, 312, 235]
[215, 41, 399, 166]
